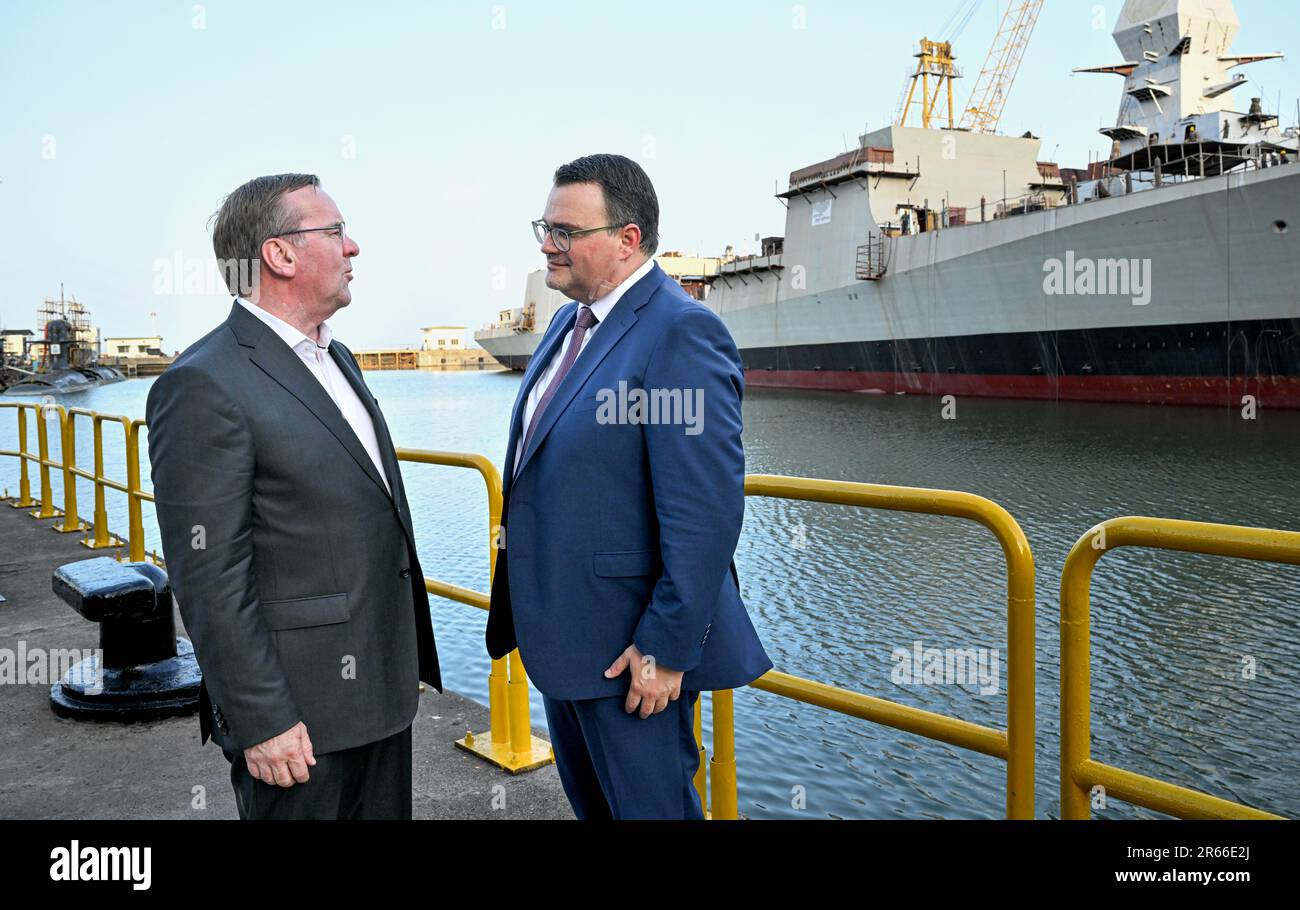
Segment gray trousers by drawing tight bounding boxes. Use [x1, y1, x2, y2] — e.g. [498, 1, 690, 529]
[223, 724, 412, 820]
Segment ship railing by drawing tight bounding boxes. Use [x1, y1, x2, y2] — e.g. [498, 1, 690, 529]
[1060, 517, 1299, 820]
[1076, 144, 1295, 203]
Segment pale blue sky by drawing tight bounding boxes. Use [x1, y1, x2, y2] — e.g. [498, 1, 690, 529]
[2, 0, 1296, 350]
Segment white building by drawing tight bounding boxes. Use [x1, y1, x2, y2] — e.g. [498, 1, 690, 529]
[420, 326, 470, 351]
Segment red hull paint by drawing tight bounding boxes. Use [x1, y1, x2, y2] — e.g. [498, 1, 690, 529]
[743, 370, 1300, 409]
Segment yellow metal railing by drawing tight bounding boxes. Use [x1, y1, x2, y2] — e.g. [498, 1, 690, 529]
[695, 475, 1036, 820]
[0, 401, 552, 773]
[8, 403, 1296, 819]
[1060, 516, 1299, 820]
[2, 401, 61, 518]
[1, 403, 149, 557]
[1, 402, 39, 510]
[394, 448, 552, 773]
[67, 408, 135, 551]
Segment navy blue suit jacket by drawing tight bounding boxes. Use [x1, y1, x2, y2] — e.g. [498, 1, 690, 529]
[486, 262, 772, 699]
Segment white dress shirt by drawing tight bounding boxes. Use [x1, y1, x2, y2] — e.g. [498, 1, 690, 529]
[236, 298, 390, 494]
[514, 257, 655, 471]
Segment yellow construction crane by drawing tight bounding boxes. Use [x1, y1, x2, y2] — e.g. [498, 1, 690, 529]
[897, 39, 962, 129]
[959, 0, 1045, 133]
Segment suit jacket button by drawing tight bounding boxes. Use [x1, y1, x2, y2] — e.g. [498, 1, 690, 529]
[399, 568, 411, 579]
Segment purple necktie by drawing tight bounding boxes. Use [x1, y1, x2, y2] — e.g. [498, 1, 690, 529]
[519, 304, 599, 464]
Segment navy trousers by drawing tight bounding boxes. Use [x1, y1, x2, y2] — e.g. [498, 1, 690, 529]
[542, 691, 704, 820]
[223, 724, 412, 820]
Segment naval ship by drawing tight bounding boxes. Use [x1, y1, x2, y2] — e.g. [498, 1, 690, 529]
[2, 292, 125, 395]
[477, 0, 1300, 408]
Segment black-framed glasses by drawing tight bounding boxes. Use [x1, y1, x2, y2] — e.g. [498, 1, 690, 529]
[274, 221, 348, 241]
[532, 219, 624, 252]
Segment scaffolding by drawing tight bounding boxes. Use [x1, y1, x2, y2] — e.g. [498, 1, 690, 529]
[32, 286, 99, 371]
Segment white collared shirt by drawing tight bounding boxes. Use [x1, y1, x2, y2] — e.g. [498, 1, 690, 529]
[236, 298, 390, 494]
[514, 257, 654, 471]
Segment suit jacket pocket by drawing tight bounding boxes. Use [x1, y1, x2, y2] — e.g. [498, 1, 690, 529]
[261, 593, 350, 630]
[593, 550, 656, 578]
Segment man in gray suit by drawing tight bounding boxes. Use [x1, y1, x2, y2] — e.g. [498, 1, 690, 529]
[146, 174, 440, 819]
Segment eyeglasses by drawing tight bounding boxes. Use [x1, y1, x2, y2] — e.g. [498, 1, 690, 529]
[273, 221, 348, 241]
[532, 219, 624, 253]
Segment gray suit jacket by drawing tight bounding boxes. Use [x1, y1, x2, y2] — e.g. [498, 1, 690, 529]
[146, 301, 440, 756]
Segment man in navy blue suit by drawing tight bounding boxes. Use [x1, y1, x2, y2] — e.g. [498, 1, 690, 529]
[486, 154, 772, 819]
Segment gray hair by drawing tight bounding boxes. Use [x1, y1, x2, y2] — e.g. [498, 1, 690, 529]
[553, 154, 659, 256]
[210, 173, 320, 296]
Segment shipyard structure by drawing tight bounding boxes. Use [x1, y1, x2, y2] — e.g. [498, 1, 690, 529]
[477, 0, 1300, 408]
[2, 292, 125, 395]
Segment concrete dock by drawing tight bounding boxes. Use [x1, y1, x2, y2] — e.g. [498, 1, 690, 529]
[0, 499, 571, 820]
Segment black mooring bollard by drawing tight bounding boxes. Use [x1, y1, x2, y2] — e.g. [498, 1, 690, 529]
[49, 556, 201, 721]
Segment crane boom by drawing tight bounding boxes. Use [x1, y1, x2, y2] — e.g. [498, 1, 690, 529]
[960, 0, 1045, 133]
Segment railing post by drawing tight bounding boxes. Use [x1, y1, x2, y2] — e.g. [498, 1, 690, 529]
[397, 448, 550, 774]
[54, 406, 81, 533]
[1060, 536, 1100, 820]
[488, 656, 509, 747]
[1003, 529, 1036, 821]
[30, 402, 59, 520]
[1060, 517, 1298, 820]
[125, 419, 146, 562]
[10, 406, 36, 508]
[693, 697, 708, 815]
[709, 689, 738, 820]
[506, 650, 532, 756]
[745, 475, 1036, 819]
[83, 414, 113, 549]
[491, 468, 537, 763]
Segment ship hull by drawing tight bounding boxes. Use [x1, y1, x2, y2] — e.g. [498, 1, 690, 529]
[715, 161, 1300, 409]
[740, 317, 1300, 407]
[479, 164, 1300, 407]
[474, 328, 537, 372]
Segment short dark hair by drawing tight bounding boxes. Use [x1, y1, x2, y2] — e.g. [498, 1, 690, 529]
[210, 173, 320, 295]
[553, 154, 659, 256]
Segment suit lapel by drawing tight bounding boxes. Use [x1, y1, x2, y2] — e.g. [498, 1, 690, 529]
[227, 302, 391, 500]
[502, 305, 576, 487]
[512, 266, 663, 481]
[331, 344, 401, 505]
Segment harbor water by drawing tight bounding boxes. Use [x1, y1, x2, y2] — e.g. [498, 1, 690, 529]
[3, 371, 1298, 819]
